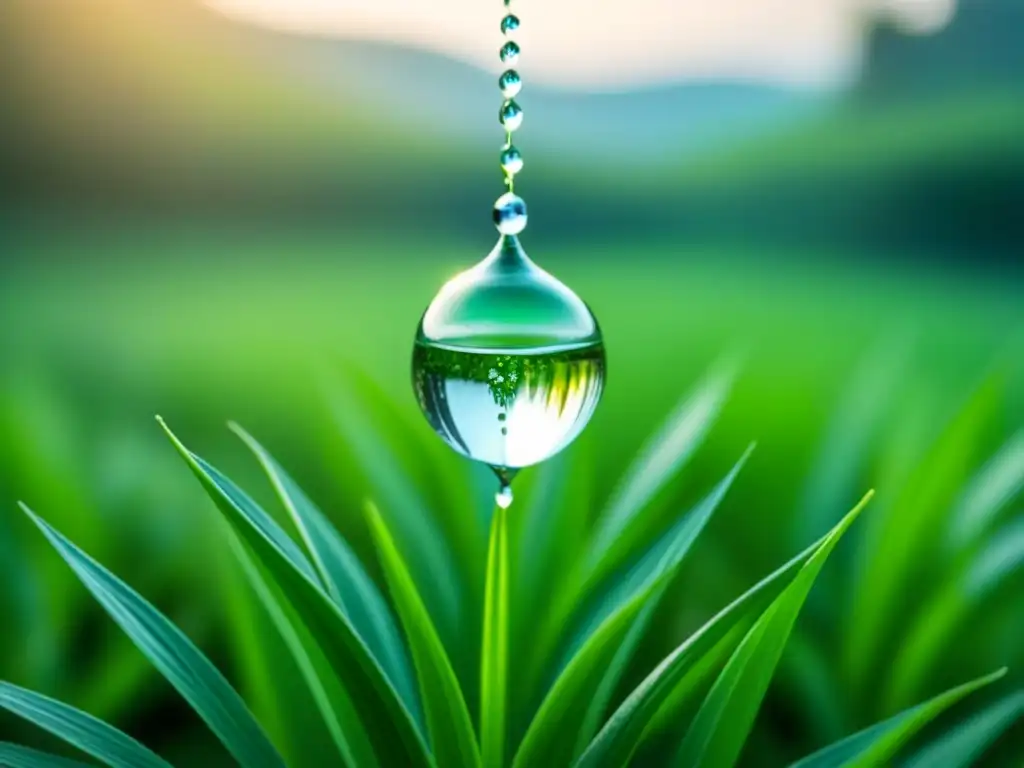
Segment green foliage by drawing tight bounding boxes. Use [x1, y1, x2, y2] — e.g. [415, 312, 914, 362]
[1, 367, 1020, 767]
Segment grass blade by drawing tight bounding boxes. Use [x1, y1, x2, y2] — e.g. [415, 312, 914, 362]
[903, 689, 1024, 768]
[365, 502, 481, 768]
[159, 419, 433, 768]
[0, 742, 97, 768]
[17, 505, 284, 768]
[0, 682, 171, 768]
[948, 429, 1024, 547]
[572, 446, 755, 753]
[847, 378, 997, 690]
[672, 492, 874, 768]
[575, 491, 873, 768]
[791, 669, 1008, 768]
[230, 534, 379, 768]
[230, 423, 421, 725]
[588, 363, 735, 575]
[481, 506, 510, 768]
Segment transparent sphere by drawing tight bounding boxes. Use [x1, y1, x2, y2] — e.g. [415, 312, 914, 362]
[413, 235, 605, 492]
[501, 14, 521, 34]
[499, 69, 522, 99]
[499, 100, 523, 132]
[494, 193, 527, 235]
[500, 145, 524, 176]
[499, 41, 520, 64]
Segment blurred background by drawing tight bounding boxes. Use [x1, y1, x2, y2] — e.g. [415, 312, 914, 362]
[1, 0, 1022, 764]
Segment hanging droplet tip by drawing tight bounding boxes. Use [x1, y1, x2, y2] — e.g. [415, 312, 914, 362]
[496, 484, 514, 509]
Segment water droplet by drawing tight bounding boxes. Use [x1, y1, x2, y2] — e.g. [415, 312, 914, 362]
[500, 41, 520, 64]
[496, 484, 514, 509]
[499, 100, 523, 132]
[493, 192, 527, 235]
[413, 341, 604, 473]
[500, 145, 524, 176]
[413, 224, 605, 501]
[501, 14, 520, 35]
[499, 69, 522, 99]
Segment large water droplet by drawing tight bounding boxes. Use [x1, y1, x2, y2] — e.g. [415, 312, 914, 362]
[493, 192, 527, 235]
[412, 234, 605, 501]
[499, 69, 522, 99]
[500, 145, 524, 176]
[500, 41, 520, 64]
[501, 14, 520, 35]
[499, 100, 523, 132]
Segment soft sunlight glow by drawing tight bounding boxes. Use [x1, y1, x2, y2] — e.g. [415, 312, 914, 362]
[207, 0, 958, 90]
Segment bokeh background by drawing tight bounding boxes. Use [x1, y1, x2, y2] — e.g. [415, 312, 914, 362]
[1, 0, 1022, 764]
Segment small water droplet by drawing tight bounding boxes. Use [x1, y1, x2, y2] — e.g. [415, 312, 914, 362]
[496, 484, 514, 509]
[494, 192, 527, 235]
[499, 69, 522, 99]
[497, 412, 507, 422]
[501, 14, 520, 35]
[500, 41, 520, 64]
[500, 145, 524, 176]
[499, 99, 523, 132]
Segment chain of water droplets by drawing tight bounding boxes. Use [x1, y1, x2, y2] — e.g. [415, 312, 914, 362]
[493, 0, 528, 236]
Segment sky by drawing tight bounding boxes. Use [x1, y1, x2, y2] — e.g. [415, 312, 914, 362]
[208, 0, 957, 90]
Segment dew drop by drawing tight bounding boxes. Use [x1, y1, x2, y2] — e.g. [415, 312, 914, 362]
[493, 192, 527, 235]
[499, 69, 522, 99]
[500, 145, 524, 176]
[496, 483, 514, 509]
[499, 99, 523, 132]
[501, 14, 520, 35]
[500, 41, 520, 64]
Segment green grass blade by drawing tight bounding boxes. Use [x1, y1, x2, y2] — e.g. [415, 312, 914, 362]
[480, 505, 510, 768]
[365, 502, 481, 768]
[572, 446, 754, 753]
[790, 669, 1008, 768]
[159, 420, 433, 768]
[575, 491, 873, 768]
[230, 534, 379, 768]
[948, 429, 1024, 547]
[517, 467, 818, 768]
[17, 505, 284, 768]
[887, 515, 1024, 711]
[513, 574, 668, 768]
[847, 378, 997, 690]
[588, 363, 735, 574]
[0, 742, 97, 768]
[672, 492, 874, 768]
[0, 682, 170, 768]
[903, 689, 1024, 768]
[230, 423, 421, 725]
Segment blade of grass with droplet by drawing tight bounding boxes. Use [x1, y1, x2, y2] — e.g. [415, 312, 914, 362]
[0, 742, 97, 768]
[365, 502, 481, 768]
[16, 505, 285, 768]
[230, 533, 378, 768]
[0, 682, 172, 768]
[159, 420, 433, 768]
[230, 423, 421, 726]
[790, 669, 1008, 768]
[481, 505, 509, 768]
[575, 491, 872, 768]
[670, 492, 874, 768]
[903, 689, 1024, 768]
[587, 362, 736, 579]
[847, 378, 997, 691]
